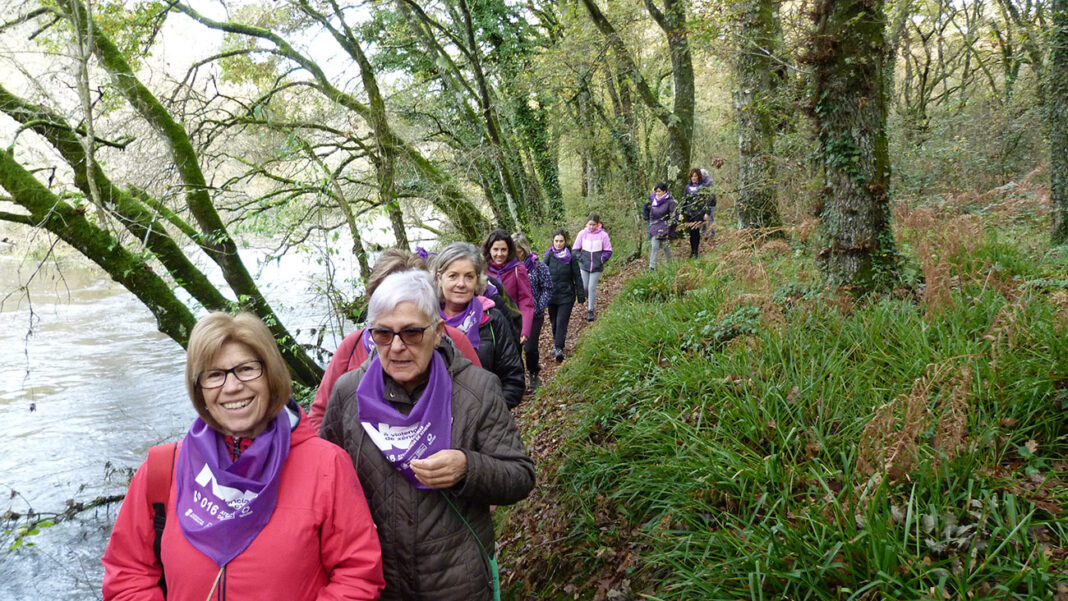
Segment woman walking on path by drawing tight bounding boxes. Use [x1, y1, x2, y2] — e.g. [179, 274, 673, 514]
[432, 242, 526, 409]
[646, 182, 677, 269]
[513, 232, 552, 393]
[680, 168, 716, 258]
[483, 230, 535, 348]
[102, 313, 384, 601]
[572, 213, 612, 322]
[543, 229, 585, 362]
[321, 270, 534, 600]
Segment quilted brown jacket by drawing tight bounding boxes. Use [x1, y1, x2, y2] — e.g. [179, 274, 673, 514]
[320, 341, 535, 601]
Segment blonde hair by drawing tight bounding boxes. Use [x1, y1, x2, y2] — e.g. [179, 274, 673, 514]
[511, 232, 532, 258]
[366, 249, 427, 298]
[185, 312, 292, 433]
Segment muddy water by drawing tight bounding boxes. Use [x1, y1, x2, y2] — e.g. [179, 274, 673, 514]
[0, 245, 358, 600]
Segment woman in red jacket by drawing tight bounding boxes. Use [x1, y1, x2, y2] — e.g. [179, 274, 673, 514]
[482, 229, 535, 346]
[102, 312, 384, 601]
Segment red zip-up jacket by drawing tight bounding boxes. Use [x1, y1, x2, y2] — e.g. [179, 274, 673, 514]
[102, 406, 384, 601]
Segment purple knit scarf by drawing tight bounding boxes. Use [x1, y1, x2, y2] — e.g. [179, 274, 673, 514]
[547, 246, 572, 264]
[174, 409, 290, 567]
[356, 353, 453, 489]
[442, 296, 483, 350]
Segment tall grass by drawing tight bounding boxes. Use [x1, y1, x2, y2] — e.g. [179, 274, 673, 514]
[503, 205, 1068, 600]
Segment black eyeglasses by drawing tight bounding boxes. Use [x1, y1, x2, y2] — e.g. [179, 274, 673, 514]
[198, 360, 264, 389]
[368, 325, 432, 347]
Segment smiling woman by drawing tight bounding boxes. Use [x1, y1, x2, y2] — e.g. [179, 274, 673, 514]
[321, 270, 535, 601]
[101, 312, 385, 601]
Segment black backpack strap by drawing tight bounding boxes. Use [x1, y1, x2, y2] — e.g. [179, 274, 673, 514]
[146, 442, 177, 598]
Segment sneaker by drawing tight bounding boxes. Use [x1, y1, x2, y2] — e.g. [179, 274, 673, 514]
[527, 373, 540, 393]
[587, 310, 595, 322]
[554, 348, 564, 363]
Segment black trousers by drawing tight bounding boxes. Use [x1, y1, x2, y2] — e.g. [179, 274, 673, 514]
[524, 309, 545, 375]
[546, 302, 573, 352]
[688, 227, 701, 257]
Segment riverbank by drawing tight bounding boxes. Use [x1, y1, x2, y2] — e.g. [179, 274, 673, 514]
[499, 181, 1068, 599]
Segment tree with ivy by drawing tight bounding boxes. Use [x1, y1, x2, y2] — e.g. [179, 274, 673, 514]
[1051, 0, 1068, 244]
[805, 0, 900, 288]
[732, 0, 786, 233]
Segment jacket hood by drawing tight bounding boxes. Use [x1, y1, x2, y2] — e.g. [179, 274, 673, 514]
[287, 400, 316, 446]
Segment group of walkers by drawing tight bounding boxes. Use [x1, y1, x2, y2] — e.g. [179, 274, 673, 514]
[100, 218, 615, 601]
[643, 167, 718, 269]
[99, 159, 723, 599]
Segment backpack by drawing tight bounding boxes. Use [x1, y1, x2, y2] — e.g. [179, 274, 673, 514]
[146, 442, 178, 598]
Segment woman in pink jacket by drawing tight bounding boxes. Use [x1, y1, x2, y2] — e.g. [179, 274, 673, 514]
[572, 213, 613, 321]
[482, 229, 535, 346]
[102, 312, 384, 601]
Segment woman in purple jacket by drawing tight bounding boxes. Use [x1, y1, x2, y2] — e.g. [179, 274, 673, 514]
[647, 182, 677, 269]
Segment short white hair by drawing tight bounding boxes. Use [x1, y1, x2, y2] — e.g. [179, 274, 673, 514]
[367, 270, 442, 326]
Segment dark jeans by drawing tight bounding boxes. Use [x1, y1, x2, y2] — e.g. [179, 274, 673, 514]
[688, 227, 701, 257]
[524, 309, 545, 375]
[546, 302, 573, 352]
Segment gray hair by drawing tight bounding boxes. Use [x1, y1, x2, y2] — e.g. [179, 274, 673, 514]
[367, 270, 442, 326]
[429, 242, 488, 296]
[511, 231, 532, 257]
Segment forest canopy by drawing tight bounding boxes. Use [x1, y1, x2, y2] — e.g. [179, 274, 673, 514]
[0, 0, 1063, 379]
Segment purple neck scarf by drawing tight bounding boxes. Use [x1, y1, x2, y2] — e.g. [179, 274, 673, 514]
[360, 327, 375, 355]
[547, 246, 572, 264]
[175, 408, 291, 567]
[523, 253, 539, 273]
[488, 258, 520, 279]
[356, 353, 453, 489]
[442, 297, 482, 350]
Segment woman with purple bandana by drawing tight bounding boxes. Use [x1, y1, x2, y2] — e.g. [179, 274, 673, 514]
[543, 228, 586, 362]
[511, 231, 553, 392]
[429, 242, 526, 409]
[321, 270, 535, 601]
[102, 313, 384, 601]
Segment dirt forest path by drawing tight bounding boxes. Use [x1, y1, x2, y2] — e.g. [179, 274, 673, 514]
[501, 246, 665, 594]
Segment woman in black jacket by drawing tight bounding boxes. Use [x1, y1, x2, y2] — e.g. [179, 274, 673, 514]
[431, 242, 526, 408]
[543, 229, 586, 363]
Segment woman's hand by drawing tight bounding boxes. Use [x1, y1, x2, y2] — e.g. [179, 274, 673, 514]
[410, 450, 468, 489]
[520, 335, 528, 345]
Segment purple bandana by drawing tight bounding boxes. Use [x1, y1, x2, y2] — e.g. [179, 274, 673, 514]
[523, 253, 539, 273]
[488, 258, 520, 280]
[360, 327, 375, 355]
[547, 246, 571, 264]
[442, 297, 482, 350]
[174, 408, 291, 567]
[356, 353, 453, 489]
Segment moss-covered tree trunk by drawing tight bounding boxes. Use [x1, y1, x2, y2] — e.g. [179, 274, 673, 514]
[809, 0, 899, 288]
[60, 0, 323, 385]
[1051, 0, 1068, 245]
[0, 151, 197, 345]
[733, 0, 785, 233]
